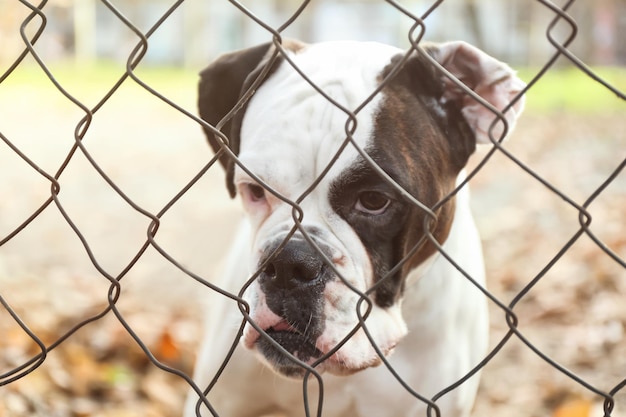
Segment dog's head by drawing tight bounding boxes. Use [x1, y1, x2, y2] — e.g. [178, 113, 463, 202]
[198, 40, 524, 378]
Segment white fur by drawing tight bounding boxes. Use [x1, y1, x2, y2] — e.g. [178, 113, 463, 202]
[185, 179, 487, 417]
[232, 42, 412, 376]
[186, 40, 523, 417]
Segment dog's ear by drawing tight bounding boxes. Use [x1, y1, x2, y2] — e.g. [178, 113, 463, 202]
[424, 41, 526, 144]
[198, 42, 275, 197]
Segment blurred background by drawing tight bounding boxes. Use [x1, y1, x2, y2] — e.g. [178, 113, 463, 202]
[0, 1, 624, 417]
[1, 0, 625, 66]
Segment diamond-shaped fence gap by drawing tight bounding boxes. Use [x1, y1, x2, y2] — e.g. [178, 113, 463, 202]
[0, 261, 109, 351]
[527, 131, 624, 200]
[63, 80, 201, 198]
[92, 1, 170, 65]
[0, 189, 106, 282]
[45, 151, 158, 279]
[0, 217, 120, 371]
[144, 177, 241, 280]
[472, 166, 579, 276]
[0, 67, 89, 169]
[472, 330, 572, 417]
[127, 65, 197, 107]
[0, 142, 52, 239]
[510, 237, 622, 342]
[98, 244, 206, 356]
[476, 330, 613, 417]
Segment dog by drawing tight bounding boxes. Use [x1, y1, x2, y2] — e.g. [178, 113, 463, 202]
[185, 39, 525, 417]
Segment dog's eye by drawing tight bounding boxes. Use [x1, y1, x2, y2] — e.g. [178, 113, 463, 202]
[245, 183, 266, 202]
[355, 191, 391, 215]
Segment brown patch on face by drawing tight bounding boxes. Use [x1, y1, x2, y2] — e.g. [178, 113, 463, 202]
[401, 196, 456, 275]
[370, 86, 460, 287]
[360, 51, 477, 305]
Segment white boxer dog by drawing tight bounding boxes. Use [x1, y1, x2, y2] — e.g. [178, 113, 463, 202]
[186, 39, 525, 417]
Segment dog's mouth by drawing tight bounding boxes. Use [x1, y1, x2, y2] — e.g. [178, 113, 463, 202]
[254, 320, 324, 377]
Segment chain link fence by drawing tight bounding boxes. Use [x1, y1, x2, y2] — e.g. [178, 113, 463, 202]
[1, 1, 625, 416]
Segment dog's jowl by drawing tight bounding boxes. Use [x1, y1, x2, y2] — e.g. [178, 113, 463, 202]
[186, 40, 525, 417]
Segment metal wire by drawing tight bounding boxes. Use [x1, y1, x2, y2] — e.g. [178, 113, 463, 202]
[1, 1, 624, 417]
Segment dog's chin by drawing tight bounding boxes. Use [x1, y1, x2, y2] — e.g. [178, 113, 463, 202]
[256, 331, 323, 378]
[255, 331, 385, 379]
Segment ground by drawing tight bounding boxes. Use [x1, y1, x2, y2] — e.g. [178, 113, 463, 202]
[0, 63, 624, 417]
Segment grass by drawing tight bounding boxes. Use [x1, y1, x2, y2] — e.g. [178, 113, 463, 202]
[2, 59, 624, 114]
[2, 58, 197, 87]
[0, 59, 198, 107]
[518, 66, 625, 114]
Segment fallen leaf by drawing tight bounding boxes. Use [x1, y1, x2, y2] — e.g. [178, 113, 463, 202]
[553, 399, 592, 417]
[156, 328, 180, 363]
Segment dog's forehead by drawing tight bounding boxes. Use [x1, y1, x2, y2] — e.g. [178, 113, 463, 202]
[236, 41, 403, 190]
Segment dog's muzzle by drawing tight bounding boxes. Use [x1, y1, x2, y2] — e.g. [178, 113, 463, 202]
[248, 236, 334, 376]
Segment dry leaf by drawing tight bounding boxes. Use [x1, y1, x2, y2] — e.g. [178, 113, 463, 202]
[156, 329, 180, 363]
[553, 399, 592, 417]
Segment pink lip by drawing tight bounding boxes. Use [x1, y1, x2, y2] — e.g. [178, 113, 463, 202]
[267, 320, 297, 332]
[243, 317, 299, 348]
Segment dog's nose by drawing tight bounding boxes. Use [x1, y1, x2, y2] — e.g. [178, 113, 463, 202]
[261, 240, 324, 289]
